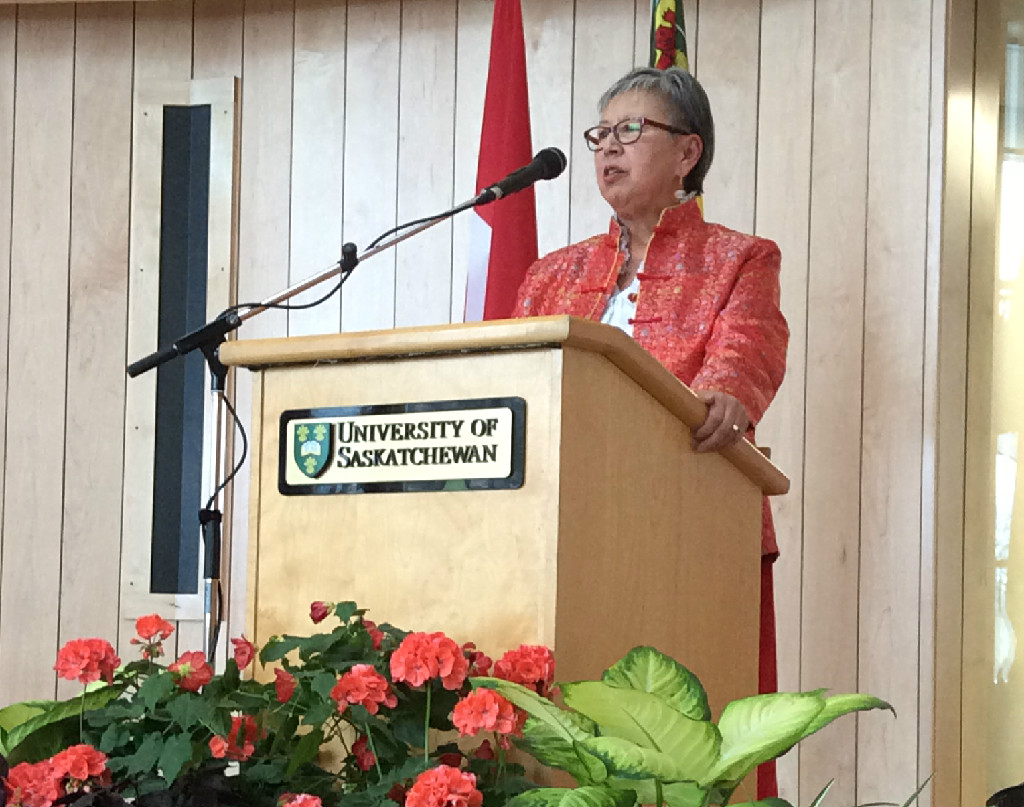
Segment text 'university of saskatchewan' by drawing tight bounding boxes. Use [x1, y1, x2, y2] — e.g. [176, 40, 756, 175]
[279, 399, 526, 493]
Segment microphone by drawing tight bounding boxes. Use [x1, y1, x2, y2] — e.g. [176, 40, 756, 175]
[474, 147, 567, 206]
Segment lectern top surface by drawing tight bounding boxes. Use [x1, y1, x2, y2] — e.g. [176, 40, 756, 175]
[219, 316, 789, 496]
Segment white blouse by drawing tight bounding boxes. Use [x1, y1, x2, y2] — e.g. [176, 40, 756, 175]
[600, 271, 640, 337]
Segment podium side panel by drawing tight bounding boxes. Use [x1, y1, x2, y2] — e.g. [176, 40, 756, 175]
[250, 348, 563, 659]
[555, 347, 760, 715]
[246, 371, 266, 642]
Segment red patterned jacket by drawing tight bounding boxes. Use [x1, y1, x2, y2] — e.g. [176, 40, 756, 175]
[512, 199, 789, 556]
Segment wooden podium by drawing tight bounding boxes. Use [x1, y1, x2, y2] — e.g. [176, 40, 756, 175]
[219, 316, 788, 714]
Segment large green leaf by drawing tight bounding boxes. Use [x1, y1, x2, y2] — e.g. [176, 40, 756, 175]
[506, 786, 637, 807]
[799, 694, 894, 741]
[138, 672, 175, 711]
[2, 687, 121, 756]
[0, 702, 48, 735]
[516, 717, 606, 785]
[607, 777, 707, 807]
[703, 693, 825, 787]
[474, 678, 606, 783]
[157, 734, 195, 784]
[165, 693, 222, 736]
[579, 736, 693, 783]
[473, 678, 597, 743]
[561, 682, 720, 780]
[601, 647, 711, 721]
[286, 727, 324, 776]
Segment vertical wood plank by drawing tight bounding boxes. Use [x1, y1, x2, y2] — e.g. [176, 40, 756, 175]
[568, 0, 637, 243]
[393, 0, 456, 327]
[857, 0, 931, 800]
[340, 0, 400, 332]
[917, 0, 946, 803]
[0, 8, 15, 601]
[691, 0, 758, 232]
[932, 0, 973, 803]
[134, 1, 193, 81]
[633, 0, 646, 69]
[193, 0, 244, 80]
[0, 4, 75, 702]
[238, 0, 294, 330]
[192, 0, 245, 647]
[799, 1, 871, 802]
[451, 0, 489, 322]
[57, 3, 134, 697]
[523, 0, 574, 256]
[288, 0, 345, 336]
[752, 1, 815, 802]
[231, 0, 294, 655]
[682, 0, 697, 74]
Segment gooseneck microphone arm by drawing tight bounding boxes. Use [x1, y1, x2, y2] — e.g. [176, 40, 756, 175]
[124, 145, 566, 661]
[126, 145, 568, 357]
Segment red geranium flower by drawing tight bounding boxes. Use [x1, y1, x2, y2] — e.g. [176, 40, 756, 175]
[231, 635, 256, 670]
[4, 761, 61, 807]
[451, 689, 518, 737]
[493, 644, 555, 696]
[54, 638, 120, 685]
[210, 714, 258, 761]
[351, 734, 376, 771]
[135, 614, 175, 641]
[386, 784, 407, 805]
[310, 601, 331, 624]
[461, 643, 492, 677]
[330, 664, 397, 715]
[404, 765, 482, 807]
[279, 796, 322, 807]
[169, 651, 214, 692]
[390, 632, 468, 690]
[275, 668, 297, 703]
[473, 740, 494, 760]
[129, 614, 175, 660]
[50, 744, 107, 782]
[209, 736, 228, 759]
[363, 619, 385, 650]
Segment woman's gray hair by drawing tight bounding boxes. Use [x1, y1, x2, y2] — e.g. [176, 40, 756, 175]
[598, 67, 714, 194]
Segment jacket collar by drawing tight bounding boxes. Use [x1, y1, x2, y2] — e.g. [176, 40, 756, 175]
[603, 196, 705, 250]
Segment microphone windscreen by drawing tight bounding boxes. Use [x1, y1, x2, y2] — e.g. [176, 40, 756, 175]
[536, 147, 567, 180]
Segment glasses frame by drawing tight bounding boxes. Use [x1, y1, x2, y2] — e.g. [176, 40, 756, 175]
[583, 117, 692, 152]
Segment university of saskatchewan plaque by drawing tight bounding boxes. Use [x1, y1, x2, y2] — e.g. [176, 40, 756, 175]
[278, 397, 526, 495]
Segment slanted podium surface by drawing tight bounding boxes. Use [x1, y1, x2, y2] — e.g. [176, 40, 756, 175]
[220, 316, 788, 717]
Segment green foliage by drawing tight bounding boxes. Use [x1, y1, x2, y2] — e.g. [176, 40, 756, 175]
[482, 645, 893, 807]
[0, 603, 528, 807]
[1, 620, 895, 807]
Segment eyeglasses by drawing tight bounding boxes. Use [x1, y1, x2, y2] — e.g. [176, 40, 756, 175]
[583, 117, 691, 151]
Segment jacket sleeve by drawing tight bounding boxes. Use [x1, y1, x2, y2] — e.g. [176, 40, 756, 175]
[511, 247, 573, 318]
[689, 237, 789, 425]
[511, 255, 551, 317]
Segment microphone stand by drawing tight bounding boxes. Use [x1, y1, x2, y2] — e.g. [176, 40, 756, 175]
[127, 196, 481, 660]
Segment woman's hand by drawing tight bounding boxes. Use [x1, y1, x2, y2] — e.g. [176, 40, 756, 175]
[691, 389, 750, 453]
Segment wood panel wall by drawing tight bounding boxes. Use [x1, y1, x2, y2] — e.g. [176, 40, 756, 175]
[0, 0, 945, 803]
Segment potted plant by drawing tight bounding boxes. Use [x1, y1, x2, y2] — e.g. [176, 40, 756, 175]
[467, 646, 893, 807]
[0, 604, 894, 807]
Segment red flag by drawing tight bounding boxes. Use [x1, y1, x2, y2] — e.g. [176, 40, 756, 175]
[465, 0, 537, 321]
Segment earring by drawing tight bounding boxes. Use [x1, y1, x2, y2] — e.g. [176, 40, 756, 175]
[674, 188, 687, 201]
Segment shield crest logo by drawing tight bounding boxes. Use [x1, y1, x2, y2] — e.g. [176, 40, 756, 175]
[294, 422, 332, 479]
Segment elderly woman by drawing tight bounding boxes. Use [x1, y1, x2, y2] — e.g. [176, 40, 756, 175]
[513, 66, 788, 798]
